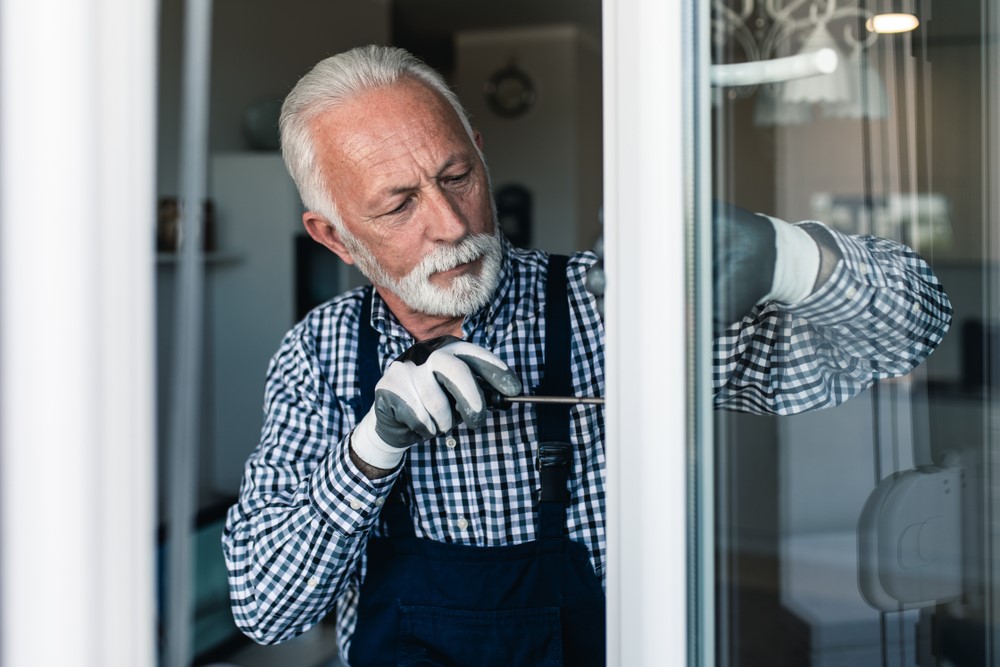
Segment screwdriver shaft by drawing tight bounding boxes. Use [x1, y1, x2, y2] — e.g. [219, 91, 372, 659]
[505, 395, 605, 405]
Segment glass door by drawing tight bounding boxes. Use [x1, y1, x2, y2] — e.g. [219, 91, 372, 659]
[703, 0, 1000, 665]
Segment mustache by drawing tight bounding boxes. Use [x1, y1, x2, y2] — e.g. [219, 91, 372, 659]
[408, 232, 498, 278]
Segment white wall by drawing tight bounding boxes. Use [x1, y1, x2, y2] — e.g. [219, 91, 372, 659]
[203, 153, 367, 497]
[455, 25, 603, 254]
[206, 154, 301, 495]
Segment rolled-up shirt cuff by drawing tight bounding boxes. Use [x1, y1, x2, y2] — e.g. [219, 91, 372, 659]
[784, 222, 883, 325]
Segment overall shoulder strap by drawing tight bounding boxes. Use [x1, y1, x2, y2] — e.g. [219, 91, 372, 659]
[356, 287, 379, 424]
[536, 255, 572, 441]
[536, 255, 574, 539]
[354, 286, 413, 537]
[356, 287, 415, 537]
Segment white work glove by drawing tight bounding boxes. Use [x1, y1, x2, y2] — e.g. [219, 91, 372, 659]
[758, 214, 822, 306]
[351, 335, 522, 470]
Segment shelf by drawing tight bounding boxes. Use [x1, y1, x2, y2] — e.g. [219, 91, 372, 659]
[156, 251, 243, 266]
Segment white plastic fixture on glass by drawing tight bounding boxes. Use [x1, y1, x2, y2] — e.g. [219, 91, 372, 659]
[754, 83, 815, 125]
[782, 22, 852, 104]
[710, 48, 839, 87]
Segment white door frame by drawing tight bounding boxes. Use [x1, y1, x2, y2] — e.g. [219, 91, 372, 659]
[0, 1, 157, 665]
[603, 0, 694, 665]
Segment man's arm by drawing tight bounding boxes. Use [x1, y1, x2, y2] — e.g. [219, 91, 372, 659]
[582, 204, 951, 413]
[222, 329, 399, 645]
[714, 222, 953, 414]
[222, 322, 523, 644]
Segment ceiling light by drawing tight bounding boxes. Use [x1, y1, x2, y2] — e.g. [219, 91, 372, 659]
[865, 13, 920, 34]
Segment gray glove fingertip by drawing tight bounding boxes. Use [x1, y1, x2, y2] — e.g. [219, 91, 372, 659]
[484, 365, 522, 397]
[454, 353, 522, 397]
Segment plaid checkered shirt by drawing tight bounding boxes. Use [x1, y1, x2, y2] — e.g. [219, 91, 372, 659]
[223, 226, 951, 659]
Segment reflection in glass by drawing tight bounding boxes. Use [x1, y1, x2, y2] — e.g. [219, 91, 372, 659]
[706, 1, 998, 665]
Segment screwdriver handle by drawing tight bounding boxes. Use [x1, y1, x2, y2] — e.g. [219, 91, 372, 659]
[476, 377, 512, 410]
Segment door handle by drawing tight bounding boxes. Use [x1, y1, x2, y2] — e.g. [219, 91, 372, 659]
[710, 49, 839, 87]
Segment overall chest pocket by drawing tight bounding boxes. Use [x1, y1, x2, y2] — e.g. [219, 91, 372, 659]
[398, 604, 563, 667]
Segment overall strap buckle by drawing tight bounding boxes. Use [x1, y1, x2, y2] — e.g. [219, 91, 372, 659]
[536, 441, 572, 542]
[536, 442, 572, 504]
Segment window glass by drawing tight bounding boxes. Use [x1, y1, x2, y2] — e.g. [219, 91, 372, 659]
[706, 1, 999, 664]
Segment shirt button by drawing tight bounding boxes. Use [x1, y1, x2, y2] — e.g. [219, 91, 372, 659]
[445, 436, 457, 448]
[375, 496, 385, 507]
[307, 577, 319, 589]
[860, 264, 869, 275]
[349, 498, 362, 511]
[846, 287, 858, 299]
[912, 302, 921, 313]
[455, 516, 469, 531]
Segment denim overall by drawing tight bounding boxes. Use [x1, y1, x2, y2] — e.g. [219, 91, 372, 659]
[347, 256, 606, 667]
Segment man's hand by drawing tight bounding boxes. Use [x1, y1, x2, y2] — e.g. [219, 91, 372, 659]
[351, 336, 522, 471]
[713, 200, 822, 335]
[585, 235, 605, 317]
[713, 201, 777, 335]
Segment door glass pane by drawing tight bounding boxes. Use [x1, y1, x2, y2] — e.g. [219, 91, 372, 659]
[705, 1, 999, 665]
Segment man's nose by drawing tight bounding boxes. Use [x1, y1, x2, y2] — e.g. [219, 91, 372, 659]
[423, 186, 468, 243]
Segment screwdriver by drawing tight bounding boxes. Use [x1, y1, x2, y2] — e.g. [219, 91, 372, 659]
[476, 377, 605, 409]
[502, 395, 605, 406]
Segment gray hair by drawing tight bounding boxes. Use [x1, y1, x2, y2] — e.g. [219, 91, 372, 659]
[279, 44, 477, 228]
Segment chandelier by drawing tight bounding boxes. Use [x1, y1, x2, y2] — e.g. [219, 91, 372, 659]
[710, 0, 911, 124]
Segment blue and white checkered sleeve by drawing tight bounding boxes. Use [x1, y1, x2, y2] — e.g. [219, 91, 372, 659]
[222, 327, 399, 645]
[714, 222, 952, 414]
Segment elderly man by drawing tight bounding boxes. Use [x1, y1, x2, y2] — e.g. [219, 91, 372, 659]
[223, 45, 951, 666]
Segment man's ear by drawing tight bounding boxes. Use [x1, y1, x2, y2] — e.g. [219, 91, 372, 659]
[302, 212, 355, 265]
[473, 129, 484, 151]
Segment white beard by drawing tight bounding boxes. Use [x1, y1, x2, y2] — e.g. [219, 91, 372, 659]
[340, 226, 503, 317]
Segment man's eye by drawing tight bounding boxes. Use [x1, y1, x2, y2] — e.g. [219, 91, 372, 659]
[443, 171, 470, 186]
[386, 197, 412, 216]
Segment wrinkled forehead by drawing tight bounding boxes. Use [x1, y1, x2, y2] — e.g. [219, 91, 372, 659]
[310, 80, 477, 170]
